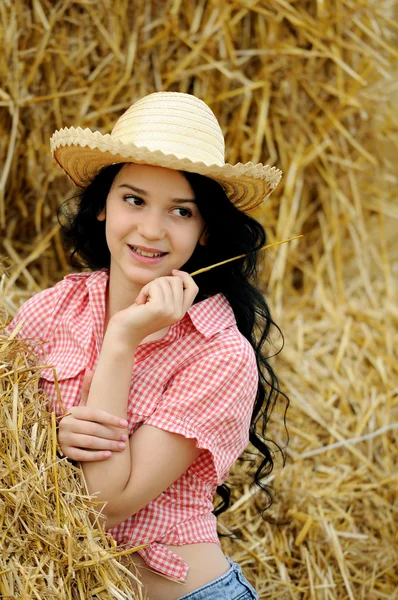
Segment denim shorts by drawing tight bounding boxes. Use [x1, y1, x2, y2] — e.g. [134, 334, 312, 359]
[178, 557, 258, 599]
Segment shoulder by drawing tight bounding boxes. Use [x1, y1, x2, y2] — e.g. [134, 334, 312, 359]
[18, 272, 90, 314]
[7, 271, 97, 339]
[198, 329, 257, 383]
[205, 330, 258, 392]
[171, 320, 258, 395]
[212, 323, 255, 356]
[187, 293, 257, 369]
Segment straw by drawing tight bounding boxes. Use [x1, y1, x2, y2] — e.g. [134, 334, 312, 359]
[0, 303, 147, 599]
[0, 0, 397, 597]
[189, 235, 304, 277]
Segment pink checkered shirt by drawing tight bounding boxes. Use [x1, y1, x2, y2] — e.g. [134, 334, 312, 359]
[9, 269, 258, 581]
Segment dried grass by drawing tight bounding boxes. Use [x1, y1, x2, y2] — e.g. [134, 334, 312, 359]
[219, 230, 398, 597]
[0, 0, 397, 598]
[190, 235, 303, 276]
[0, 281, 147, 599]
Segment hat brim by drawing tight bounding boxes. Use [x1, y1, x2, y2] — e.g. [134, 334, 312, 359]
[51, 127, 282, 212]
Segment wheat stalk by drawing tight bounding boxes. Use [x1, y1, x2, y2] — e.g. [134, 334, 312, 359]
[190, 235, 303, 277]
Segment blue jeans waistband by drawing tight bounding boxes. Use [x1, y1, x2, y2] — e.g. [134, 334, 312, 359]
[177, 557, 258, 599]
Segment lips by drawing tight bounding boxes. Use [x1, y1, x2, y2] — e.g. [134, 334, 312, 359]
[128, 244, 168, 257]
[127, 244, 168, 265]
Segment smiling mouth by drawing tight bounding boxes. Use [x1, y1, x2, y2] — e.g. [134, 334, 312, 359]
[128, 245, 168, 258]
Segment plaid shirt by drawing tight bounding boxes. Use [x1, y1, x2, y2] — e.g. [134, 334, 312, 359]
[9, 269, 258, 581]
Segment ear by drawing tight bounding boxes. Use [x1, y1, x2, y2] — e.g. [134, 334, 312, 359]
[198, 228, 208, 246]
[97, 208, 106, 222]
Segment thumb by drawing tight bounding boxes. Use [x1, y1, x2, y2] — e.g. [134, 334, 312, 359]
[80, 369, 94, 406]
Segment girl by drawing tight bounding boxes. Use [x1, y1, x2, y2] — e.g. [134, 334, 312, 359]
[9, 92, 286, 600]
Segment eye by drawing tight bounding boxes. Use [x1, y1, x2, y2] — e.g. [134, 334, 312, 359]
[123, 194, 144, 206]
[172, 207, 193, 218]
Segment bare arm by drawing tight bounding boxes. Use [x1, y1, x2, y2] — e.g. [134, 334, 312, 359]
[82, 334, 201, 526]
[80, 327, 137, 502]
[105, 425, 201, 529]
[80, 271, 199, 524]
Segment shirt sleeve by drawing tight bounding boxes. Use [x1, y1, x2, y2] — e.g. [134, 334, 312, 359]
[6, 285, 63, 356]
[143, 337, 258, 485]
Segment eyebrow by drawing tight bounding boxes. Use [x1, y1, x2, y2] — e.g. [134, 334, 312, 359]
[118, 183, 196, 204]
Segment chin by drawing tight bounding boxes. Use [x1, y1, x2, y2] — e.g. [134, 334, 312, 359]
[113, 252, 188, 286]
[124, 264, 171, 286]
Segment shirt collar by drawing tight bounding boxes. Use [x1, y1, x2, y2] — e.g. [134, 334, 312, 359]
[84, 269, 236, 339]
[85, 268, 109, 289]
[186, 293, 236, 338]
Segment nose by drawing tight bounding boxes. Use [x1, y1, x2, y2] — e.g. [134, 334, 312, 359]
[136, 209, 166, 241]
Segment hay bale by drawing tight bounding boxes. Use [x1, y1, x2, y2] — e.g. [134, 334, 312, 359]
[218, 253, 398, 597]
[0, 1, 397, 598]
[0, 292, 146, 600]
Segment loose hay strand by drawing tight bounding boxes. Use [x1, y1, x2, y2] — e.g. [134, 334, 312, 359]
[51, 410, 61, 528]
[189, 235, 304, 277]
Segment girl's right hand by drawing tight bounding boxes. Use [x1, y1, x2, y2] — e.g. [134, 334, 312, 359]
[108, 270, 198, 346]
[58, 370, 129, 462]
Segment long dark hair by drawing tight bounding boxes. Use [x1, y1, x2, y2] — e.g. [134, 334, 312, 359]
[58, 163, 289, 517]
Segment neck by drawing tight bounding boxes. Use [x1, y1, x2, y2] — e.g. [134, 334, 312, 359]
[106, 265, 141, 326]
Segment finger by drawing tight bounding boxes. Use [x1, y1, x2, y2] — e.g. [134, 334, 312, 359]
[135, 278, 161, 305]
[171, 270, 194, 290]
[64, 448, 113, 462]
[168, 276, 184, 314]
[136, 279, 166, 307]
[172, 270, 199, 311]
[60, 424, 121, 445]
[135, 284, 150, 305]
[156, 278, 175, 310]
[80, 369, 94, 407]
[66, 417, 129, 441]
[68, 406, 128, 429]
[65, 433, 127, 452]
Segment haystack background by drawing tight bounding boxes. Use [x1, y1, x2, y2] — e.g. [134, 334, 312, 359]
[1, 1, 397, 598]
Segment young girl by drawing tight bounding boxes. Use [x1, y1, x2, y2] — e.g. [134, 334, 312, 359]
[9, 92, 285, 600]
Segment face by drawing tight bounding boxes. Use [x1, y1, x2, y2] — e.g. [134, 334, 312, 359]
[98, 163, 206, 290]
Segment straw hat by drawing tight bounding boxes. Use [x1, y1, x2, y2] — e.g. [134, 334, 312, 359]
[50, 92, 282, 211]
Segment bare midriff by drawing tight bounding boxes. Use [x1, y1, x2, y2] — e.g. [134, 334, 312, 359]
[122, 542, 230, 600]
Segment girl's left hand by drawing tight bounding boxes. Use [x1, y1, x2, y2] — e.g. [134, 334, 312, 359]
[109, 270, 198, 345]
[58, 370, 129, 462]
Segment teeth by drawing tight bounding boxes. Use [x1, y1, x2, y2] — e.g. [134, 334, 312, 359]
[131, 246, 164, 258]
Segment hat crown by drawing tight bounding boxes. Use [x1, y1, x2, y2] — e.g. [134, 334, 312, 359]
[110, 92, 225, 167]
